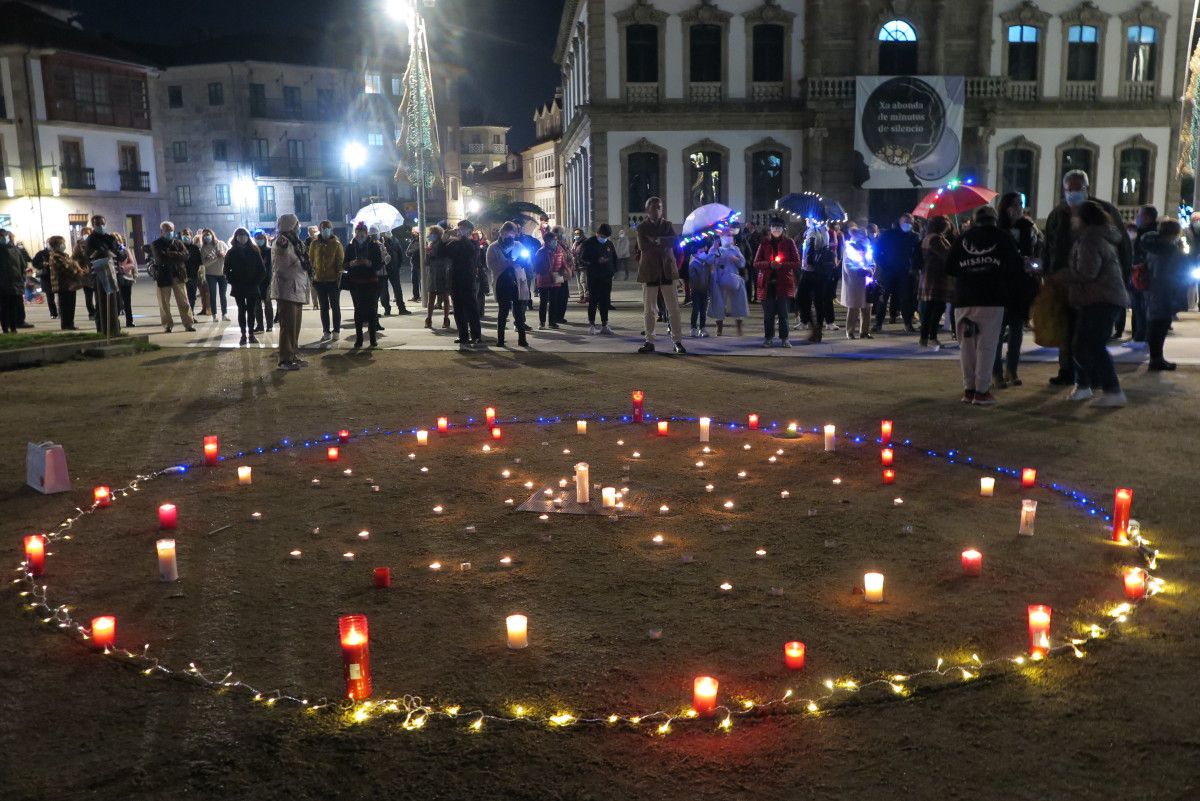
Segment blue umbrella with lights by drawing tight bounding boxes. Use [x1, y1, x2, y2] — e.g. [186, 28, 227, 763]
[775, 192, 848, 224]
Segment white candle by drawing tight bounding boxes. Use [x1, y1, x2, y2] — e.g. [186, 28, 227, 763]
[289, 549, 302, 559]
[574, 462, 590, 504]
[237, 466, 252, 485]
[506, 614, 528, 649]
[416, 429, 429, 446]
[1019, 499, 1037, 536]
[699, 417, 711, 442]
[980, 477, 995, 497]
[864, 572, 884, 603]
[601, 487, 617, 508]
[823, 424, 836, 451]
[576, 420, 587, 435]
[156, 539, 178, 582]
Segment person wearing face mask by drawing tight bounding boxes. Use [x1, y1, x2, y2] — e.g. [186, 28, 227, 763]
[32, 241, 58, 320]
[72, 226, 95, 320]
[841, 229, 875, 340]
[270, 213, 312, 369]
[993, 193, 1042, 387]
[0, 228, 27, 333]
[197, 228, 229, 323]
[753, 217, 800, 348]
[150, 222, 194, 333]
[47, 235, 86, 330]
[423, 225, 452, 330]
[579, 223, 618, 335]
[1138, 219, 1189, 371]
[84, 215, 126, 336]
[1120, 205, 1158, 344]
[636, 197, 686, 354]
[446, 219, 483, 348]
[798, 226, 837, 344]
[486, 221, 530, 347]
[871, 214, 921, 333]
[381, 229, 410, 316]
[223, 227, 267, 346]
[343, 222, 383, 349]
[699, 231, 748, 337]
[179, 229, 209, 318]
[307, 226, 322, 312]
[308, 220, 345, 341]
[252, 230, 273, 333]
[1041, 169, 1131, 386]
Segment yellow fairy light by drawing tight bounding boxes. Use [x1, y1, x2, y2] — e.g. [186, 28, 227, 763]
[684, 708, 698, 718]
[783, 689, 794, 699]
[892, 674, 908, 682]
[889, 683, 905, 694]
[656, 722, 671, 735]
[512, 705, 526, 718]
[1014, 655, 1026, 665]
[823, 679, 835, 691]
[719, 716, 732, 731]
[469, 717, 483, 732]
[936, 658, 945, 670]
[607, 714, 619, 724]
[402, 714, 427, 730]
[352, 706, 370, 723]
[742, 700, 754, 709]
[445, 706, 460, 717]
[806, 702, 819, 713]
[548, 713, 575, 726]
[629, 716, 641, 725]
[960, 669, 975, 680]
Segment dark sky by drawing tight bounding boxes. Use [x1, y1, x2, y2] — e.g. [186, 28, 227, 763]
[60, 0, 566, 150]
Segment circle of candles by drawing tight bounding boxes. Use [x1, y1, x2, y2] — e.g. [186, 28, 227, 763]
[693, 676, 719, 717]
[203, 435, 219, 465]
[23, 534, 46, 576]
[338, 429, 350, 443]
[784, 641, 806, 670]
[338, 614, 372, 700]
[631, 390, 644, 423]
[485, 407, 496, 427]
[1019, 499, 1037, 536]
[373, 567, 391, 588]
[961, 549, 982, 577]
[237, 466, 252, 485]
[882, 469, 895, 485]
[823, 424, 836, 451]
[416, 430, 429, 446]
[1027, 604, 1052, 657]
[158, 503, 178, 530]
[698, 416, 711, 442]
[437, 417, 449, 434]
[656, 420, 669, 437]
[748, 413, 759, 430]
[91, 616, 116, 650]
[881, 419, 893, 442]
[93, 485, 112, 507]
[980, 476, 996, 497]
[881, 448, 894, 467]
[506, 614, 528, 649]
[576, 420, 587, 435]
[156, 539, 178, 582]
[491, 427, 503, 441]
[1123, 567, 1147, 601]
[326, 446, 340, 462]
[1021, 468, 1037, 488]
[863, 572, 884, 603]
[1112, 488, 1133, 542]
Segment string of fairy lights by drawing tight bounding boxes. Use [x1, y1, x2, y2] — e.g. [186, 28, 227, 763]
[12, 408, 1169, 734]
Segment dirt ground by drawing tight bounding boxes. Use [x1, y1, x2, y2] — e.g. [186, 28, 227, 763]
[1, 349, 1197, 801]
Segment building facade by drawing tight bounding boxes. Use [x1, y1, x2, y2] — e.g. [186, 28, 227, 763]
[462, 96, 564, 226]
[459, 124, 512, 177]
[556, 0, 1191, 231]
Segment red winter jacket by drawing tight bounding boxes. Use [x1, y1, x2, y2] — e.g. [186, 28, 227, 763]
[753, 235, 799, 298]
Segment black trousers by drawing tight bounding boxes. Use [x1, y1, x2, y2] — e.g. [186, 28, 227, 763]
[57, 291, 77, 329]
[496, 291, 527, 343]
[256, 296, 273, 331]
[588, 279, 612, 325]
[796, 272, 821, 325]
[1147, 318, 1170, 364]
[314, 281, 341, 333]
[875, 272, 914, 327]
[918, 300, 946, 342]
[552, 283, 569, 322]
[186, 279, 198, 311]
[451, 286, 481, 343]
[386, 268, 407, 312]
[41, 272, 58, 317]
[993, 312, 1025, 377]
[83, 285, 96, 317]
[0, 292, 20, 332]
[411, 261, 421, 299]
[119, 280, 134, 325]
[349, 283, 378, 344]
[233, 295, 255, 334]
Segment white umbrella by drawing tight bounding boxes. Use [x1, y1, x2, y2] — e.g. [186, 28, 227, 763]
[352, 202, 404, 231]
[681, 203, 740, 246]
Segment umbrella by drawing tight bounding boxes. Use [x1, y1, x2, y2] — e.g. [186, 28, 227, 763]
[353, 202, 405, 231]
[680, 203, 740, 245]
[775, 192, 847, 223]
[912, 182, 997, 219]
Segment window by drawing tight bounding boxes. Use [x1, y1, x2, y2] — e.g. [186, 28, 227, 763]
[364, 71, 381, 94]
[391, 75, 402, 95]
[258, 185, 276, 219]
[751, 24, 785, 82]
[208, 82, 223, 105]
[686, 150, 722, 208]
[175, 185, 191, 207]
[750, 151, 783, 211]
[1060, 147, 1093, 184]
[326, 186, 344, 221]
[627, 152, 660, 214]
[252, 138, 269, 166]
[1001, 148, 1036, 210]
[394, 128, 402, 143]
[448, 176, 459, 201]
[1126, 25, 1157, 82]
[317, 88, 335, 115]
[492, 134, 501, 145]
[212, 140, 227, 161]
[294, 186, 311, 221]
[282, 86, 301, 116]
[171, 141, 187, 163]
[215, 184, 231, 206]
[287, 140, 305, 175]
[878, 20, 918, 75]
[249, 83, 266, 115]
[1007, 25, 1040, 81]
[689, 24, 721, 83]
[167, 85, 182, 108]
[1066, 25, 1098, 81]
[367, 131, 384, 147]
[626, 24, 658, 83]
[1116, 148, 1150, 206]
[42, 57, 149, 129]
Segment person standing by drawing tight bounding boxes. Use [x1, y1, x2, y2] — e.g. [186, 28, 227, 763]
[918, 216, 954, 349]
[223, 227, 266, 346]
[72, 227, 95, 321]
[47, 235, 84, 330]
[180, 229, 208, 318]
[1122, 205, 1157, 343]
[614, 227, 632, 280]
[0, 228, 25, 333]
[423, 225, 452, 330]
[754, 217, 799, 347]
[1139, 219, 1188, 371]
[686, 242, 712, 337]
[446, 219, 483, 348]
[308, 220, 344, 342]
[343, 222, 383, 349]
[253, 229, 273, 333]
[32, 242, 57, 320]
[841, 229, 875, 339]
[84, 215, 125, 336]
[579, 224, 618, 334]
[487, 221, 529, 347]
[944, 205, 1024, 406]
[381, 229, 410, 315]
[635, 197, 685, 354]
[113, 233, 138, 327]
[872, 214, 921, 333]
[699, 232, 749, 337]
[407, 226, 422, 302]
[551, 225, 575, 324]
[198, 228, 229, 323]
[270, 213, 311, 369]
[993, 193, 1042, 387]
[149, 222, 194, 333]
[534, 229, 568, 329]
[798, 227, 837, 343]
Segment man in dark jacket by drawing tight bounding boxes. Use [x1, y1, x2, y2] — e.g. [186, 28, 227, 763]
[1120, 204, 1157, 342]
[181, 229, 203, 314]
[1041, 169, 1132, 385]
[446, 220, 483, 348]
[84, 214, 126, 336]
[0, 228, 26, 333]
[579, 223, 619, 334]
[381, 230, 410, 315]
[150, 221, 195, 332]
[343, 222, 384, 348]
[32, 243, 57, 319]
[872, 214, 922, 332]
[945, 205, 1025, 406]
[635, 197, 685, 354]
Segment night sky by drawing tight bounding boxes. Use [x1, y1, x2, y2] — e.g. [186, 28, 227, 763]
[63, 0, 566, 150]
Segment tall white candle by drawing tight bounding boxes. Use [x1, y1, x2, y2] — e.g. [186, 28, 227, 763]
[506, 614, 528, 649]
[156, 539, 178, 582]
[237, 466, 252, 485]
[574, 462, 590, 505]
[699, 417, 711, 442]
[416, 429, 429, 446]
[864, 572, 884, 603]
[1019, 499, 1037, 536]
[824, 424, 836, 451]
[601, 487, 617, 508]
[980, 477, 995, 497]
[576, 420, 587, 435]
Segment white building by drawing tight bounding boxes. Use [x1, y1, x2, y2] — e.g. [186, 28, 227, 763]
[459, 124, 511, 176]
[463, 97, 564, 226]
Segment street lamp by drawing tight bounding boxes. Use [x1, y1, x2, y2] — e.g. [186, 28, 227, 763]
[466, 196, 481, 216]
[233, 176, 257, 226]
[343, 142, 367, 171]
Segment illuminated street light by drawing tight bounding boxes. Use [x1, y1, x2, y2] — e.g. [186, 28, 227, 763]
[343, 142, 367, 170]
[466, 197, 481, 215]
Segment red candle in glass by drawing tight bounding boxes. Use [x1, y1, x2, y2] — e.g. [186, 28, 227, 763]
[961, 549, 982, 577]
[157, 503, 178, 530]
[881, 448, 894, 467]
[437, 417, 449, 435]
[1112, 488, 1133, 542]
[23, 534, 46, 576]
[632, 390, 644, 423]
[491, 426, 503, 441]
[656, 420, 669, 437]
[91, 615, 115, 650]
[692, 675, 718, 717]
[94, 485, 112, 508]
[1123, 567, 1146, 601]
[881, 419, 893, 442]
[373, 567, 391, 588]
[1027, 604, 1052, 658]
[747, 413, 758, 430]
[882, 468, 895, 485]
[339, 614, 372, 700]
[203, 435, 219, 466]
[485, 407, 496, 427]
[1021, 468, 1037, 488]
[783, 641, 806, 670]
[337, 429, 350, 443]
[326, 446, 340, 462]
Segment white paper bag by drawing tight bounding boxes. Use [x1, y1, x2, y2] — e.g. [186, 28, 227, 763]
[26, 441, 71, 494]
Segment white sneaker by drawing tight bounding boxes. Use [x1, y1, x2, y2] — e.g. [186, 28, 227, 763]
[825, 323, 840, 331]
[761, 338, 772, 348]
[221, 314, 230, 322]
[698, 328, 708, 338]
[925, 340, 942, 351]
[1091, 389, 1128, 408]
[588, 325, 597, 335]
[600, 325, 614, 335]
[1067, 386, 1094, 402]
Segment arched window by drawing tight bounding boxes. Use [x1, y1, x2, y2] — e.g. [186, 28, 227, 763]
[626, 24, 658, 83]
[689, 24, 722, 83]
[878, 20, 918, 75]
[1060, 147, 1093, 184]
[1125, 25, 1157, 82]
[752, 24, 785, 82]
[750, 151, 783, 211]
[1006, 25, 1040, 81]
[687, 150, 723, 208]
[1116, 147, 1150, 206]
[1066, 25, 1099, 81]
[1000, 148, 1036, 210]
[627, 152, 660, 216]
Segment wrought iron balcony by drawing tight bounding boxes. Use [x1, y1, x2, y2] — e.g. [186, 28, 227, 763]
[119, 170, 150, 191]
[61, 166, 95, 190]
[247, 97, 338, 123]
[250, 158, 347, 180]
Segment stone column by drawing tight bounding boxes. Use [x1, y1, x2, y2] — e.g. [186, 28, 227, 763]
[977, 0, 994, 76]
[974, 124, 996, 188]
[932, 0, 947, 75]
[805, 127, 828, 194]
[804, 0, 821, 78]
[857, 0, 874, 75]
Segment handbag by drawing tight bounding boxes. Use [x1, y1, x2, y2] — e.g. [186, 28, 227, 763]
[1030, 279, 1067, 348]
[27, 441, 72, 494]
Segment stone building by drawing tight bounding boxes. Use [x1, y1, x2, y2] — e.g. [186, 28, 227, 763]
[459, 123, 512, 177]
[555, 0, 1191, 230]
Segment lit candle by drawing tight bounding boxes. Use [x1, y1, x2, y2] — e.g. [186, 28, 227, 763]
[491, 426, 503, 441]
[437, 417, 449, 435]
[339, 614, 372, 700]
[416, 429, 429, 446]
[506, 614, 528, 649]
[338, 429, 350, 443]
[573, 419, 587, 436]
[657, 420, 669, 437]
[786, 422, 798, 436]
[1027, 604, 1052, 657]
[784, 641, 806, 670]
[1112, 488, 1133, 542]
[23, 534, 45, 576]
[631, 390, 644, 423]
[485, 407, 496, 427]
[748, 413, 759, 430]
[237, 466, 252, 485]
[1021, 468, 1037, 488]
[881, 448, 894, 467]
[961, 549, 982, 577]
[373, 567, 391, 588]
[699, 417, 711, 442]
[601, 487, 617, 508]
[91, 615, 115, 650]
[882, 468, 895, 485]
[651, 534, 665, 546]
[203, 435, 218, 465]
[1123, 567, 1146, 601]
[823, 424, 836, 451]
[574, 462, 590, 505]
[693, 676, 719, 717]
[1019, 499, 1037, 536]
[881, 420, 893, 442]
[156, 538, 178, 582]
[980, 477, 995, 497]
[326, 446, 340, 462]
[863, 572, 884, 603]
[158, 503, 177, 530]
[93, 485, 112, 507]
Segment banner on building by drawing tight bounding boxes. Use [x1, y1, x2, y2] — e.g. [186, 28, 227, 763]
[853, 76, 965, 190]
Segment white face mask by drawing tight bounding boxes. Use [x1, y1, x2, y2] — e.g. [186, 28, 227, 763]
[1064, 190, 1088, 207]
[720, 236, 733, 247]
[320, 229, 331, 239]
[236, 234, 249, 244]
[899, 222, 912, 233]
[255, 237, 266, 246]
[355, 233, 367, 243]
[597, 236, 608, 244]
[203, 235, 212, 243]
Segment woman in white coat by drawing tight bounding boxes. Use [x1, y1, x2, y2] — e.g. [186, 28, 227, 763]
[698, 233, 749, 336]
[841, 229, 875, 339]
[270, 213, 312, 370]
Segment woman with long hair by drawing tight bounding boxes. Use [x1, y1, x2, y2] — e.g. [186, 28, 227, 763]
[424, 225, 451, 330]
[223, 227, 266, 346]
[113, 232, 138, 327]
[198, 227, 229, 323]
[918, 216, 954, 349]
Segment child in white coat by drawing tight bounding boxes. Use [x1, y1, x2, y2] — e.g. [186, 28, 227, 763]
[696, 234, 748, 336]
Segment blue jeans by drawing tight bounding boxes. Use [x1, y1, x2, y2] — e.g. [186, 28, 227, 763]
[205, 275, 227, 316]
[1073, 303, 1121, 392]
[762, 296, 790, 341]
[690, 288, 708, 330]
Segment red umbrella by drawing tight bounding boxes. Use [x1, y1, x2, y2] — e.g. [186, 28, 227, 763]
[912, 182, 998, 219]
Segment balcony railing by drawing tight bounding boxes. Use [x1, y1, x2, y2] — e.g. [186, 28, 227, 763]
[805, 75, 1044, 102]
[61, 166, 95, 190]
[1006, 80, 1038, 101]
[1121, 81, 1156, 101]
[688, 82, 723, 103]
[751, 82, 785, 101]
[250, 158, 347, 180]
[803, 77, 855, 101]
[462, 143, 507, 155]
[625, 83, 659, 104]
[247, 97, 338, 123]
[1063, 81, 1098, 102]
[119, 170, 150, 192]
